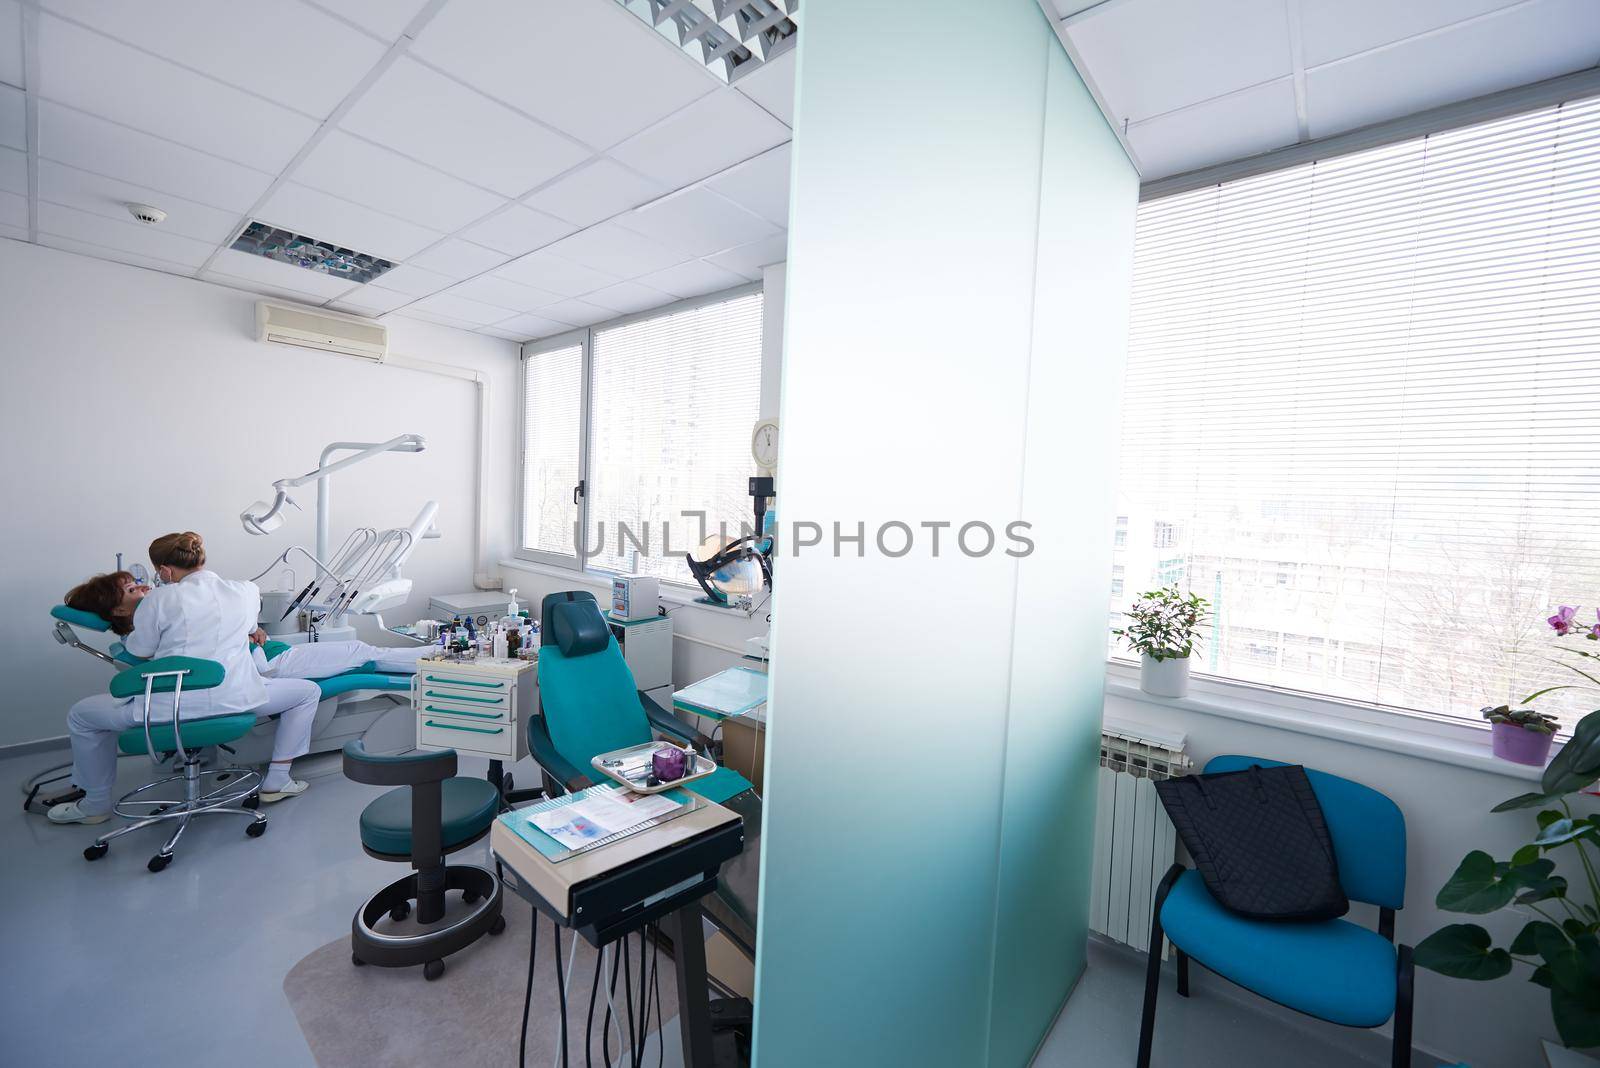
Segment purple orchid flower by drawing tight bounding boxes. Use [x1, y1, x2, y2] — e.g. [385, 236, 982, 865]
[1550, 605, 1579, 635]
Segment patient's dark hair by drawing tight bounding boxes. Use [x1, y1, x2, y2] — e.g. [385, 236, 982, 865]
[65, 571, 136, 636]
[150, 531, 205, 571]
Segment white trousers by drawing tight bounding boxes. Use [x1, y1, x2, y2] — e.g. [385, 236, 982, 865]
[67, 678, 321, 814]
[257, 639, 430, 678]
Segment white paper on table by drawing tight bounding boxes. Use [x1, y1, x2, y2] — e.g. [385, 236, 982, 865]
[526, 786, 679, 850]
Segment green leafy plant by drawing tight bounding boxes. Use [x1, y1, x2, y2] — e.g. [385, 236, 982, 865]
[1483, 705, 1561, 735]
[1114, 586, 1208, 662]
[1417, 709, 1600, 1048]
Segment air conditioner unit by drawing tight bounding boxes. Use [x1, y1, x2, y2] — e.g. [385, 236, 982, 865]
[255, 301, 388, 362]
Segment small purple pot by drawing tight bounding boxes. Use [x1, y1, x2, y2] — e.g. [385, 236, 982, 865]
[1492, 721, 1555, 766]
[652, 746, 688, 782]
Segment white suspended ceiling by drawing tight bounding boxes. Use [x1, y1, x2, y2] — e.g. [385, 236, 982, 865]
[1045, 0, 1600, 181]
[0, 0, 795, 342]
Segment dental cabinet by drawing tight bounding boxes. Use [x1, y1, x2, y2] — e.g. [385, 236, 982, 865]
[412, 656, 534, 794]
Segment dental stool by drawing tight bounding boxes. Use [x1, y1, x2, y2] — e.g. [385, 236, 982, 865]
[83, 656, 266, 872]
[343, 740, 506, 981]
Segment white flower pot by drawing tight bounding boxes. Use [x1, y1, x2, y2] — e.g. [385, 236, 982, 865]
[1140, 653, 1192, 698]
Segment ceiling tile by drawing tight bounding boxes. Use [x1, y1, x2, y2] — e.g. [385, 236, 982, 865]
[293, 130, 506, 234]
[1305, 0, 1600, 139]
[328, 283, 414, 315]
[39, 231, 199, 277]
[0, 187, 24, 228]
[0, 0, 21, 89]
[706, 233, 788, 279]
[495, 312, 572, 340]
[493, 249, 619, 297]
[37, 200, 216, 267]
[462, 203, 577, 257]
[408, 290, 519, 326]
[618, 185, 779, 259]
[477, 325, 530, 342]
[0, 84, 23, 150]
[542, 219, 686, 278]
[40, 0, 384, 118]
[522, 158, 666, 228]
[534, 298, 612, 327]
[445, 273, 564, 312]
[209, 247, 356, 299]
[412, 0, 716, 149]
[204, 270, 332, 304]
[705, 143, 790, 228]
[301, 0, 431, 42]
[258, 181, 445, 261]
[1299, 0, 1521, 68]
[340, 57, 590, 197]
[38, 102, 275, 211]
[0, 145, 23, 193]
[399, 307, 478, 331]
[372, 262, 455, 297]
[36, 14, 318, 172]
[406, 237, 508, 280]
[609, 88, 792, 190]
[635, 258, 747, 300]
[583, 280, 676, 316]
[732, 49, 795, 127]
[37, 159, 242, 244]
[1128, 78, 1300, 180]
[1065, 0, 1292, 123]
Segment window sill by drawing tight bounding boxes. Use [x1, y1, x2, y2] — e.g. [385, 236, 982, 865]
[498, 558, 761, 620]
[1103, 661, 1547, 784]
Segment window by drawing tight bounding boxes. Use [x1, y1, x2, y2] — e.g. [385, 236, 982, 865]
[1114, 516, 1128, 548]
[1111, 565, 1125, 598]
[1111, 95, 1600, 731]
[518, 287, 765, 585]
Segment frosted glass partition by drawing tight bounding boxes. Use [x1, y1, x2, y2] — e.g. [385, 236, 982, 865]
[752, 1, 1138, 1066]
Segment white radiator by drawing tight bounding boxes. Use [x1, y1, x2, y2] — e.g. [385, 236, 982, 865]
[1089, 720, 1192, 954]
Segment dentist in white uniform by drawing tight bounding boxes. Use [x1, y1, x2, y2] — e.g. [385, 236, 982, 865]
[49, 532, 322, 825]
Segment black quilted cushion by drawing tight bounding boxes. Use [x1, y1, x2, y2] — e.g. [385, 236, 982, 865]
[1155, 763, 1350, 922]
[552, 599, 610, 658]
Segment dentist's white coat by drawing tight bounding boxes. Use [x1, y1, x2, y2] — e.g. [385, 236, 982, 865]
[123, 569, 267, 715]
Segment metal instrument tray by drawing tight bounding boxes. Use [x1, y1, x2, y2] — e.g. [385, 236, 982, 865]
[590, 742, 717, 795]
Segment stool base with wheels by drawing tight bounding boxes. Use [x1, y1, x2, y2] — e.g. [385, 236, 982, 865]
[343, 741, 506, 980]
[83, 658, 265, 872]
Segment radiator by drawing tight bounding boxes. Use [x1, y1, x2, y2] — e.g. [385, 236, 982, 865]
[1089, 720, 1192, 954]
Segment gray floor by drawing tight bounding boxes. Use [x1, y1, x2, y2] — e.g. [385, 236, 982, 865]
[3, 743, 1419, 1067]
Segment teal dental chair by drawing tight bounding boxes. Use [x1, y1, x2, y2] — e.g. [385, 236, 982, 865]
[1137, 755, 1413, 1068]
[82, 656, 267, 872]
[518, 591, 762, 957]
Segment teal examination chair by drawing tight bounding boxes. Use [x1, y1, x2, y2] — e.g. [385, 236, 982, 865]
[514, 590, 763, 959]
[1137, 755, 1413, 1068]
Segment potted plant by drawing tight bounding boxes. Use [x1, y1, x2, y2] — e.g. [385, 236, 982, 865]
[1115, 586, 1208, 698]
[1483, 705, 1560, 766]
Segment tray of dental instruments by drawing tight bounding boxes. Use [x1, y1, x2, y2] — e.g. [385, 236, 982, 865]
[590, 742, 718, 795]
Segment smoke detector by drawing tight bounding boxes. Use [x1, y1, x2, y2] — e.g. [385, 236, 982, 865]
[127, 203, 168, 225]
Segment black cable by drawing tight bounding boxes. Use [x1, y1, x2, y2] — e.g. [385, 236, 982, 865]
[554, 917, 569, 1068]
[585, 933, 602, 1068]
[623, 931, 636, 1065]
[603, 939, 621, 1068]
[652, 927, 663, 1068]
[635, 928, 650, 1068]
[521, 900, 538, 1068]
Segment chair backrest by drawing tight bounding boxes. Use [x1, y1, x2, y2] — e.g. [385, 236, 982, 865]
[53, 604, 112, 632]
[537, 591, 652, 768]
[342, 739, 456, 787]
[108, 656, 225, 698]
[1204, 754, 1406, 910]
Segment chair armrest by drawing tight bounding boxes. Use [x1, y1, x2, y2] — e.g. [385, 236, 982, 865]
[525, 713, 594, 794]
[641, 691, 712, 751]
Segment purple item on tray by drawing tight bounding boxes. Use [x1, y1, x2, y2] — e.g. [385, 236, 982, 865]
[651, 746, 688, 782]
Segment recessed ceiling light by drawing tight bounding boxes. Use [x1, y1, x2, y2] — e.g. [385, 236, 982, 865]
[619, 0, 797, 83]
[229, 221, 396, 285]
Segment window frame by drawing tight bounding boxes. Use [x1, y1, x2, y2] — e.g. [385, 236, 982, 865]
[514, 282, 766, 585]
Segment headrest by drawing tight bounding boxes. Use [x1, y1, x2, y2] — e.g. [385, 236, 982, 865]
[540, 589, 599, 648]
[53, 604, 112, 632]
[551, 600, 610, 659]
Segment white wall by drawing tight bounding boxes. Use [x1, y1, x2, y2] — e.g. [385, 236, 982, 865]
[0, 239, 521, 749]
[1107, 685, 1588, 1068]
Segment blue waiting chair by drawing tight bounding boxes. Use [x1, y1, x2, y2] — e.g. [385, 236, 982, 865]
[1136, 755, 1412, 1068]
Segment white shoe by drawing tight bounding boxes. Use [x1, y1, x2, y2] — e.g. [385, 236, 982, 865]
[260, 779, 309, 803]
[47, 801, 111, 825]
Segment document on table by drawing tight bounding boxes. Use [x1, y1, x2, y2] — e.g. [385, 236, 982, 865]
[527, 786, 682, 851]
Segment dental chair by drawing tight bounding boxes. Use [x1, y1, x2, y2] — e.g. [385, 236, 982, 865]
[515, 591, 762, 961]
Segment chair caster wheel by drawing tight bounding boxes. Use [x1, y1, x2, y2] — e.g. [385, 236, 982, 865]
[462, 888, 481, 905]
[352, 953, 366, 967]
[148, 853, 171, 872]
[424, 959, 445, 981]
[243, 794, 260, 810]
[246, 820, 267, 838]
[489, 915, 506, 936]
[84, 843, 108, 862]
[390, 900, 411, 922]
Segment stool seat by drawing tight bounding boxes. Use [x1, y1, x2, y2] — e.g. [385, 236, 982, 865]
[117, 712, 258, 756]
[359, 777, 500, 856]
